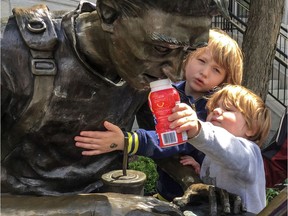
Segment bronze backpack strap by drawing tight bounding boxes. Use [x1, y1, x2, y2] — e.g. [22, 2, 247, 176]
[12, 4, 58, 53]
[12, 4, 58, 75]
[2, 5, 58, 160]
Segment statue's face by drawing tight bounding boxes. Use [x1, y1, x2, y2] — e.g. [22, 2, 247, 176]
[110, 9, 211, 90]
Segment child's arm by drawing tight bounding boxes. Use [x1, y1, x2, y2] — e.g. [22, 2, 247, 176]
[74, 121, 125, 156]
[179, 155, 201, 175]
[75, 118, 202, 161]
[75, 102, 202, 158]
[170, 104, 260, 179]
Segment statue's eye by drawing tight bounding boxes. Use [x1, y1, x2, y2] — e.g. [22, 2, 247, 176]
[154, 45, 172, 54]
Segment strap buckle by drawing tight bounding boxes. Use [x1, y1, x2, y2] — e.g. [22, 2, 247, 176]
[31, 59, 57, 75]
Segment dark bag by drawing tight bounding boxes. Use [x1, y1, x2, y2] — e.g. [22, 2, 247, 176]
[262, 108, 287, 188]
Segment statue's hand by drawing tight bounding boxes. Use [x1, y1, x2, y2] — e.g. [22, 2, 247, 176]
[173, 183, 246, 216]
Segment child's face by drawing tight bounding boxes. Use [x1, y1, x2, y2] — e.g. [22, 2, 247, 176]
[206, 100, 254, 138]
[184, 48, 226, 97]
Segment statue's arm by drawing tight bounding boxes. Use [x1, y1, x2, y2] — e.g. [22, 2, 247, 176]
[155, 155, 202, 190]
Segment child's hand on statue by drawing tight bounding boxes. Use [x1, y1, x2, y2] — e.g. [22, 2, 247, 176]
[75, 121, 124, 156]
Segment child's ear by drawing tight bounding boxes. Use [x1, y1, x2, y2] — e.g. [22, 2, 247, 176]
[245, 128, 256, 137]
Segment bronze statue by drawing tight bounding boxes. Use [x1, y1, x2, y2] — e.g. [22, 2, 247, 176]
[0, 0, 245, 215]
[1, 0, 228, 196]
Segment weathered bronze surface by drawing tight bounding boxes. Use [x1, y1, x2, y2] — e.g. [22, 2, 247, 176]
[1, 193, 183, 216]
[1, 0, 236, 215]
[1, 0, 227, 196]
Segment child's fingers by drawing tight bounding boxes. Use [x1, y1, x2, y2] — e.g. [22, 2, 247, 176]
[74, 135, 100, 143]
[168, 111, 191, 122]
[76, 140, 115, 153]
[172, 103, 189, 112]
[195, 167, 200, 175]
[75, 142, 100, 150]
[74, 121, 124, 156]
[180, 158, 196, 165]
[82, 149, 104, 156]
[77, 121, 119, 139]
[169, 115, 197, 131]
[103, 121, 122, 133]
[169, 104, 195, 122]
[179, 156, 201, 174]
[79, 131, 103, 138]
[180, 155, 194, 161]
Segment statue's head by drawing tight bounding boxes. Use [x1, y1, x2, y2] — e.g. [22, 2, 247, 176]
[97, 0, 229, 89]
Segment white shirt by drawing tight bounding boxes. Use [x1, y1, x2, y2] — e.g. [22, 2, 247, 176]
[188, 121, 266, 214]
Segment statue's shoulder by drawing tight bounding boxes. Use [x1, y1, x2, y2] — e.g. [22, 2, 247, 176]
[12, 4, 58, 52]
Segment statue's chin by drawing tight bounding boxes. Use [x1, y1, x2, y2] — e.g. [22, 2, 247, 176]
[125, 73, 168, 90]
[130, 82, 151, 91]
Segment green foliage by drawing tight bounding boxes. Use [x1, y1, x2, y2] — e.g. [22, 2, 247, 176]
[266, 179, 287, 204]
[266, 188, 280, 204]
[129, 156, 158, 195]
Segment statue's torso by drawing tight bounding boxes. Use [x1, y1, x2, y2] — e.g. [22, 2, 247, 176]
[1, 12, 148, 195]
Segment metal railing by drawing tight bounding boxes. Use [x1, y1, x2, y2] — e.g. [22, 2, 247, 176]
[212, 0, 288, 107]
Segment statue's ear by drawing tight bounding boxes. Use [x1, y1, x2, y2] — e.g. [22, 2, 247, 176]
[97, 2, 119, 33]
[209, 0, 230, 20]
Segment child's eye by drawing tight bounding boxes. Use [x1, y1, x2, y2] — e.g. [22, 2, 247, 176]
[197, 58, 205, 63]
[224, 106, 236, 112]
[213, 67, 223, 74]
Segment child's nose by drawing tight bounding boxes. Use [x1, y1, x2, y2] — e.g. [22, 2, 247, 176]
[200, 67, 210, 77]
[213, 107, 223, 115]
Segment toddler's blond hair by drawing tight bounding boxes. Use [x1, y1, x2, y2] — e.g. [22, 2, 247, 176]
[206, 84, 271, 147]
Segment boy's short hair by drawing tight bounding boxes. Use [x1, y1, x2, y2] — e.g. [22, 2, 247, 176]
[183, 28, 243, 85]
[206, 84, 271, 146]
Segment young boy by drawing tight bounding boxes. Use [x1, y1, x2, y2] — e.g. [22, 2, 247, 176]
[170, 84, 271, 214]
[74, 28, 243, 201]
